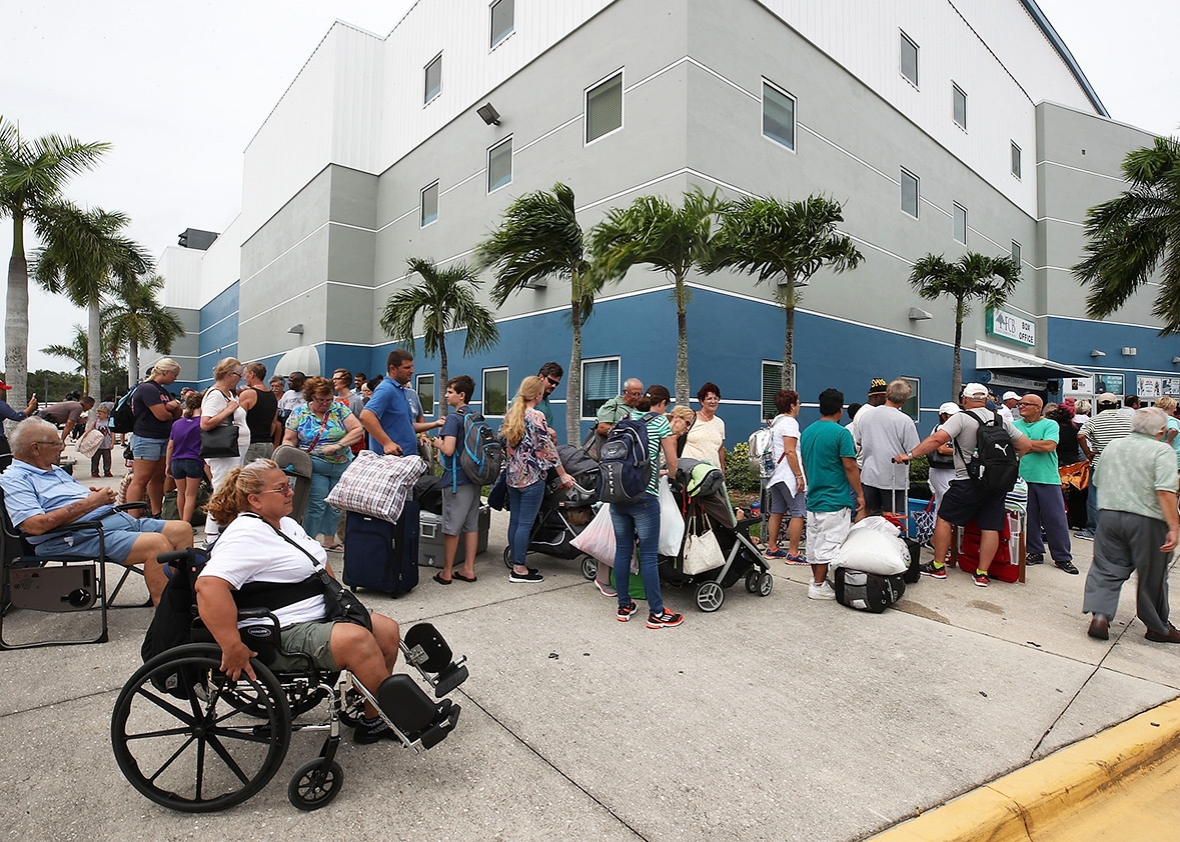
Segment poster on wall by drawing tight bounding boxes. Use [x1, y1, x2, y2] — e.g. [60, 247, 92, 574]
[1063, 376, 1094, 398]
[1138, 376, 1163, 399]
[1095, 373, 1124, 396]
[1164, 378, 1180, 396]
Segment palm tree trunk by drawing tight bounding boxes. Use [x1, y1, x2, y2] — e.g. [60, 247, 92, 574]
[438, 337, 449, 417]
[952, 297, 965, 400]
[88, 301, 102, 400]
[6, 214, 29, 406]
[128, 339, 140, 389]
[675, 272, 689, 407]
[783, 302, 795, 390]
[568, 302, 582, 446]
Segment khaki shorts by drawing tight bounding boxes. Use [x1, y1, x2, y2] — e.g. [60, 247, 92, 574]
[270, 620, 338, 672]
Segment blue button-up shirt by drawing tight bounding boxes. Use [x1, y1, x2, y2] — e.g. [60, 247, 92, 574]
[0, 460, 114, 544]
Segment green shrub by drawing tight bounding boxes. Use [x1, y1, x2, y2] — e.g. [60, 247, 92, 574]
[908, 454, 929, 484]
[725, 443, 760, 493]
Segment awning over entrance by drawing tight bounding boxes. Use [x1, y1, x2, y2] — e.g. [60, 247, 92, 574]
[975, 340, 1092, 384]
[274, 344, 322, 377]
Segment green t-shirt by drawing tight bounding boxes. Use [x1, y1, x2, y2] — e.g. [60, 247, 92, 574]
[1013, 417, 1060, 485]
[800, 419, 856, 513]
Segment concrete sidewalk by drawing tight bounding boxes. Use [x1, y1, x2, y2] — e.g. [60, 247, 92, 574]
[2, 446, 1178, 840]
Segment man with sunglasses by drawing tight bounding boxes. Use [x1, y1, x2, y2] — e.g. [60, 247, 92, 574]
[0, 417, 193, 605]
[535, 362, 563, 439]
[1013, 393, 1077, 574]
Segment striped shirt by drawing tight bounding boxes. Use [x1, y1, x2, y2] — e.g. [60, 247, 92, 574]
[1079, 409, 1132, 469]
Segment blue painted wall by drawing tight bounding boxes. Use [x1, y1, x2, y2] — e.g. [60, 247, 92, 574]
[193, 282, 240, 386]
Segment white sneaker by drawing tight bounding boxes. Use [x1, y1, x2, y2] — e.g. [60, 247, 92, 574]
[807, 581, 836, 600]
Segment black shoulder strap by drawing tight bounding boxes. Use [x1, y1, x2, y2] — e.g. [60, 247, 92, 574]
[236, 576, 324, 611]
[952, 410, 982, 465]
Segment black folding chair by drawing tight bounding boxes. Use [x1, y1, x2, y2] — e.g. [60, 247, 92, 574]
[0, 490, 148, 650]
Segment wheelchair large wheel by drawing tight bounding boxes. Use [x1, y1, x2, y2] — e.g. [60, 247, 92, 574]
[111, 644, 292, 813]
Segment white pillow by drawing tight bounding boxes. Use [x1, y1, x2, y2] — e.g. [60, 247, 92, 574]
[833, 527, 909, 575]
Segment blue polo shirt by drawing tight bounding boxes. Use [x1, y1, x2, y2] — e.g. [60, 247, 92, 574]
[364, 379, 417, 456]
[0, 460, 114, 544]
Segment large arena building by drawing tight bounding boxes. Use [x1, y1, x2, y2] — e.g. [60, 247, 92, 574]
[155, 0, 1168, 437]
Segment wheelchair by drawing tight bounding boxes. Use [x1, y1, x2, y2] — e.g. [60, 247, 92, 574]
[110, 548, 468, 812]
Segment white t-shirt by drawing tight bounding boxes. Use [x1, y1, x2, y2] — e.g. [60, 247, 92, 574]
[768, 413, 805, 491]
[201, 387, 251, 452]
[681, 413, 725, 467]
[854, 404, 920, 488]
[199, 514, 328, 627]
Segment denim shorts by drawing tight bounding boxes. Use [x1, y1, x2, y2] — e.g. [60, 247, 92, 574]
[35, 511, 166, 561]
[131, 435, 169, 461]
[170, 457, 205, 480]
[768, 482, 806, 518]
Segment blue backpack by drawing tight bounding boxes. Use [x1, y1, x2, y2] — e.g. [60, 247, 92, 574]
[596, 411, 659, 505]
[449, 408, 504, 491]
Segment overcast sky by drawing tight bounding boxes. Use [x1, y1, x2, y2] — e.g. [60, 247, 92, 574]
[2, 0, 1176, 373]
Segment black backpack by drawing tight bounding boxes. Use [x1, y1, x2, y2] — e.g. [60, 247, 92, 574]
[110, 390, 136, 434]
[955, 410, 1019, 495]
[834, 568, 906, 613]
[597, 411, 659, 505]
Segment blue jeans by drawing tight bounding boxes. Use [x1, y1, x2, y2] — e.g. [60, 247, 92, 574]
[306, 456, 348, 539]
[610, 494, 664, 615]
[507, 480, 545, 568]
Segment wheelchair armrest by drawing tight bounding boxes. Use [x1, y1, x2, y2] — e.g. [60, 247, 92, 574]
[115, 502, 149, 513]
[236, 606, 280, 623]
[157, 548, 201, 566]
[38, 516, 106, 538]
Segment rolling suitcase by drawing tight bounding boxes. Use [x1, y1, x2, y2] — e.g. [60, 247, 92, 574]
[343, 500, 420, 595]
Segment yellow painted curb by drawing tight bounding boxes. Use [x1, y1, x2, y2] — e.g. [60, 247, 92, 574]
[867, 697, 1180, 842]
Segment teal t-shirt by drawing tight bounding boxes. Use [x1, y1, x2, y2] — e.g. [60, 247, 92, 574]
[800, 419, 856, 513]
[1013, 417, 1060, 484]
[627, 409, 673, 496]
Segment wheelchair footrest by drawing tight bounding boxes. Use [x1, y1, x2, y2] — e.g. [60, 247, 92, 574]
[432, 663, 469, 698]
[376, 674, 438, 736]
[418, 702, 461, 750]
[402, 623, 453, 673]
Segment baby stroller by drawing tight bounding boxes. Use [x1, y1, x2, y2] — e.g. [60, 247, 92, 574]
[502, 445, 600, 580]
[660, 459, 774, 612]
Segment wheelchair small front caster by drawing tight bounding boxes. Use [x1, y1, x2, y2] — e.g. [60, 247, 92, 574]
[288, 758, 344, 811]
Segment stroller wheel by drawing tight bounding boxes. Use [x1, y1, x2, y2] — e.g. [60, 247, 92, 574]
[502, 547, 512, 569]
[579, 554, 598, 581]
[745, 570, 760, 593]
[757, 571, 774, 597]
[695, 581, 725, 613]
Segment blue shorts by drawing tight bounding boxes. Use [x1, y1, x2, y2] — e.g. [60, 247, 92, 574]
[35, 511, 167, 561]
[171, 457, 205, 480]
[131, 435, 169, 461]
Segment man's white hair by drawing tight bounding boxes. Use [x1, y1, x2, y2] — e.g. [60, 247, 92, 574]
[1131, 406, 1168, 437]
[9, 418, 59, 456]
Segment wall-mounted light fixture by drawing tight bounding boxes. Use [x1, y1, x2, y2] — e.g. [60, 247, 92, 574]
[1172, 357, 1180, 364]
[476, 103, 501, 125]
[1121, 347, 1137, 356]
[908, 307, 933, 321]
[288, 324, 304, 335]
[1090, 349, 1105, 358]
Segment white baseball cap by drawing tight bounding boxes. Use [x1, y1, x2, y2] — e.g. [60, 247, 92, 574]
[1002, 391, 1021, 402]
[962, 383, 989, 399]
[938, 402, 961, 415]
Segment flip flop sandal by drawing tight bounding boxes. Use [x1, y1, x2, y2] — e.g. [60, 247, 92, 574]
[432, 572, 452, 585]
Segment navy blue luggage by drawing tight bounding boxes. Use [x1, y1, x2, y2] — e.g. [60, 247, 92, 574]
[343, 501, 420, 596]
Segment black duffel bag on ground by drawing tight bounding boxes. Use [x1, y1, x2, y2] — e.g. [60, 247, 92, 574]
[834, 567, 906, 613]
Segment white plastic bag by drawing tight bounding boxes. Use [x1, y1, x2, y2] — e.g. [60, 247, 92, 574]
[833, 528, 909, 575]
[571, 503, 616, 564]
[657, 476, 684, 556]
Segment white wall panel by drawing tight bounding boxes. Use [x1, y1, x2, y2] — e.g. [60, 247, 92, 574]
[199, 216, 246, 303]
[156, 246, 205, 310]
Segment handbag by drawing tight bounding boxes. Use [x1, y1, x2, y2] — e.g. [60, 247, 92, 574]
[486, 467, 508, 510]
[200, 422, 240, 458]
[77, 428, 105, 458]
[324, 449, 428, 522]
[269, 518, 372, 630]
[681, 512, 724, 575]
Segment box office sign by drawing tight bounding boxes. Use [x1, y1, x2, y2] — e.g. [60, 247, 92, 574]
[986, 307, 1035, 346]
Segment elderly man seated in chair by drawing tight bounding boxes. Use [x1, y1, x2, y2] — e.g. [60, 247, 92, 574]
[0, 418, 192, 605]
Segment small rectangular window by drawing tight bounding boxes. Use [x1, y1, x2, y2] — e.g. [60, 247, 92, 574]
[954, 203, 968, 244]
[416, 374, 436, 417]
[490, 0, 514, 47]
[487, 137, 512, 193]
[900, 31, 919, 87]
[482, 368, 508, 416]
[1011, 241, 1021, 267]
[952, 84, 967, 129]
[420, 182, 438, 227]
[901, 169, 919, 218]
[761, 362, 782, 420]
[761, 79, 796, 151]
[581, 358, 620, 418]
[585, 72, 623, 143]
[900, 377, 920, 421]
[424, 53, 442, 103]
[1011, 141, 1022, 178]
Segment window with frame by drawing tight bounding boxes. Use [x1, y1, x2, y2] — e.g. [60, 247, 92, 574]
[760, 361, 797, 420]
[420, 182, 438, 227]
[900, 377, 920, 421]
[490, 0, 514, 47]
[953, 203, 967, 244]
[1011, 240, 1021, 267]
[900, 31, 919, 87]
[762, 79, 796, 150]
[1011, 141, 1022, 178]
[952, 84, 967, 129]
[586, 72, 623, 143]
[416, 374, 436, 417]
[901, 169, 919, 218]
[487, 137, 513, 192]
[482, 368, 508, 416]
[424, 53, 442, 103]
[581, 358, 620, 418]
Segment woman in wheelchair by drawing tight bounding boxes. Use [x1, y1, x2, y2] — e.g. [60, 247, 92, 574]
[196, 458, 405, 744]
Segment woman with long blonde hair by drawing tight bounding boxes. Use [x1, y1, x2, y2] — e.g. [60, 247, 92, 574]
[500, 376, 573, 582]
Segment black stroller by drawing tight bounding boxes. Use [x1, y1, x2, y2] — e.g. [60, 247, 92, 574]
[502, 445, 600, 580]
[659, 460, 774, 612]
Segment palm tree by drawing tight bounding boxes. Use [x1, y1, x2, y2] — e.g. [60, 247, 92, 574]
[102, 272, 185, 386]
[42, 324, 117, 392]
[909, 252, 1022, 399]
[0, 117, 111, 405]
[1074, 136, 1180, 331]
[32, 205, 152, 401]
[589, 189, 728, 406]
[379, 257, 499, 417]
[476, 183, 604, 444]
[709, 195, 863, 389]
